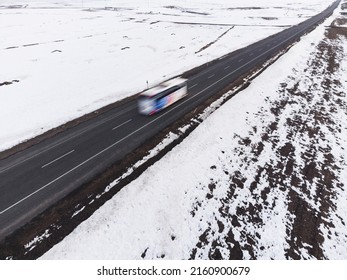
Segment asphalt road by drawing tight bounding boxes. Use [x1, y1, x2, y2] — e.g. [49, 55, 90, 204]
[0, 0, 341, 241]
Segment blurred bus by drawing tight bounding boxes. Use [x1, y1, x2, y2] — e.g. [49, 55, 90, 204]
[138, 77, 188, 115]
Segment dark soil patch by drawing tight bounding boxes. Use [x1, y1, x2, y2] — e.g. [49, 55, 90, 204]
[261, 17, 278, 21]
[0, 80, 19, 86]
[189, 14, 347, 260]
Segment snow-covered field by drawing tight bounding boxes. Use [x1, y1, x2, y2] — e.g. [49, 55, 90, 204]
[38, 1, 347, 259]
[0, 0, 335, 152]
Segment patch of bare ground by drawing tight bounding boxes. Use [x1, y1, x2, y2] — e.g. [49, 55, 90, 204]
[261, 17, 278, 21]
[190, 16, 347, 259]
[0, 80, 19, 86]
[164, 5, 209, 16]
[227, 7, 264, 11]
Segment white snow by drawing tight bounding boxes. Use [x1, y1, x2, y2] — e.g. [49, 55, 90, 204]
[38, 1, 347, 260]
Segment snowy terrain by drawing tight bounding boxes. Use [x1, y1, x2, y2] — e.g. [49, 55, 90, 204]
[0, 0, 335, 152]
[37, 1, 347, 259]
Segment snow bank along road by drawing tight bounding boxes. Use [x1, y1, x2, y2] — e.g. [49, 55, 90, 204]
[0, 0, 341, 242]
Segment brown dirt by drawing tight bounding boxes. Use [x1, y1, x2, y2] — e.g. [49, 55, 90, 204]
[189, 15, 347, 260]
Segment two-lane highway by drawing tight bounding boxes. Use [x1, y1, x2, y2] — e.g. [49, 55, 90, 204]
[0, 0, 341, 241]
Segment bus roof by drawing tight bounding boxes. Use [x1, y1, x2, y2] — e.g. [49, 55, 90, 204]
[140, 77, 187, 98]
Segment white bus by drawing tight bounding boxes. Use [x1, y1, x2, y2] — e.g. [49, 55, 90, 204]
[138, 77, 188, 115]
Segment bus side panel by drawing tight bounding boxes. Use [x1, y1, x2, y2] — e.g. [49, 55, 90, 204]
[165, 85, 187, 109]
[155, 96, 169, 112]
[176, 85, 188, 100]
[155, 87, 187, 112]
